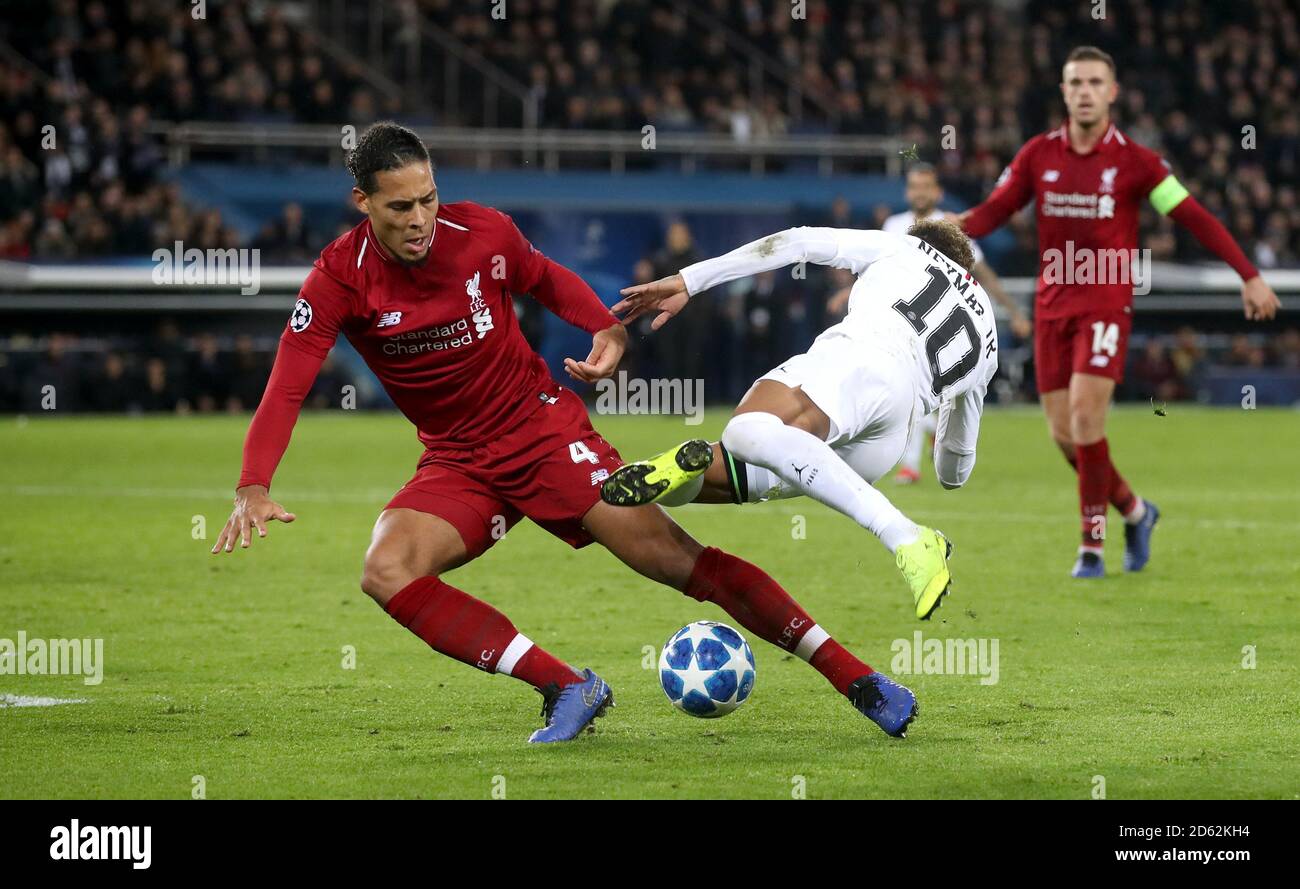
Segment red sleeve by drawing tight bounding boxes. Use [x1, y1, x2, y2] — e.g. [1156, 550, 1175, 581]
[1168, 196, 1260, 282]
[236, 340, 326, 490]
[236, 267, 351, 490]
[496, 210, 619, 334]
[963, 140, 1037, 238]
[1132, 143, 1173, 196]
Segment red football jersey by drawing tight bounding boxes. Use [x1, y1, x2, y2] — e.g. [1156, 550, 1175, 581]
[237, 201, 618, 490]
[964, 123, 1172, 321]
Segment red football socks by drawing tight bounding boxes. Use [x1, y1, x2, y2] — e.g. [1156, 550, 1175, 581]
[1075, 439, 1112, 550]
[1063, 442, 1141, 525]
[685, 546, 873, 695]
[385, 577, 582, 690]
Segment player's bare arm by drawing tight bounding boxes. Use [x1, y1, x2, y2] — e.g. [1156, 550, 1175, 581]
[971, 260, 1031, 337]
[211, 484, 297, 554]
[1163, 191, 1281, 321]
[826, 284, 852, 316]
[616, 228, 877, 329]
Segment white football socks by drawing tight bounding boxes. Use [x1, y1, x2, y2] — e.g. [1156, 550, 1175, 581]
[1124, 498, 1147, 525]
[720, 411, 920, 553]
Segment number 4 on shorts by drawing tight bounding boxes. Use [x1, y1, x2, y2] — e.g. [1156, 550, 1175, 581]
[569, 441, 599, 464]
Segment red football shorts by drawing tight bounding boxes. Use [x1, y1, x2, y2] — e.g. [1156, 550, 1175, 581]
[386, 386, 623, 555]
[1034, 308, 1132, 393]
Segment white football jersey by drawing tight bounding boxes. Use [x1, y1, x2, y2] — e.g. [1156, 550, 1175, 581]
[681, 227, 997, 410]
[680, 228, 999, 486]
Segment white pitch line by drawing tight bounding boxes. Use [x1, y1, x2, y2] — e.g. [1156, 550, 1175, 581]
[0, 694, 88, 708]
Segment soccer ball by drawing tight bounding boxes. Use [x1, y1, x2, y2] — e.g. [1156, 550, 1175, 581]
[658, 621, 756, 718]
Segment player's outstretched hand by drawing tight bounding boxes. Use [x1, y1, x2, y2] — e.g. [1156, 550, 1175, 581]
[613, 273, 689, 330]
[942, 210, 971, 230]
[563, 322, 627, 384]
[211, 484, 296, 554]
[1241, 276, 1280, 321]
[1011, 314, 1033, 339]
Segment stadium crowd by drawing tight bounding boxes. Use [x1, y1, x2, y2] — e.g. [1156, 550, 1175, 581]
[0, 0, 1296, 267]
[3, 314, 1299, 414]
[428, 0, 1300, 270]
[1, 0, 1297, 410]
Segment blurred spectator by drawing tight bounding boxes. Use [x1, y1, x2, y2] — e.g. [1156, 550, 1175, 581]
[23, 333, 81, 412]
[85, 351, 134, 412]
[1276, 328, 1300, 370]
[1169, 326, 1207, 386]
[1130, 340, 1186, 402]
[139, 357, 183, 413]
[253, 202, 316, 262]
[1224, 333, 1269, 368]
[632, 220, 711, 384]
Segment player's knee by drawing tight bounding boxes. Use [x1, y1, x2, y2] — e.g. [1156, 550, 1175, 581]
[1068, 407, 1105, 444]
[359, 548, 424, 606]
[721, 411, 782, 463]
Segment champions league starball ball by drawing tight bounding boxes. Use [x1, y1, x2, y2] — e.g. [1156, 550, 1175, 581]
[658, 621, 756, 718]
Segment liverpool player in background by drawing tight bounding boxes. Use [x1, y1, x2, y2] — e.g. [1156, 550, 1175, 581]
[210, 123, 919, 741]
[957, 47, 1280, 578]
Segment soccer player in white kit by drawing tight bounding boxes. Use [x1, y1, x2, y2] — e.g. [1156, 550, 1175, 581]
[875, 164, 1027, 485]
[604, 219, 998, 620]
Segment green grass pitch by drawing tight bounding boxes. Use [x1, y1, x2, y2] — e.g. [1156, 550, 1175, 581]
[1, 405, 1297, 799]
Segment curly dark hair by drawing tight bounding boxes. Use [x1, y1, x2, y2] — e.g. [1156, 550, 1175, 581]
[907, 218, 975, 272]
[345, 122, 432, 194]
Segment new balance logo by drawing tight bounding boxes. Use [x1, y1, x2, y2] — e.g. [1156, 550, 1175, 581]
[590, 468, 610, 486]
[376, 311, 402, 328]
[1042, 170, 1060, 182]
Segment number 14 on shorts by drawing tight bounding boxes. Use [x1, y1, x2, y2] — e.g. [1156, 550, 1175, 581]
[1091, 321, 1120, 358]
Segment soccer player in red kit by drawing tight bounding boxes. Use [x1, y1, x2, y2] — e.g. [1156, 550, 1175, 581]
[210, 123, 919, 741]
[958, 47, 1280, 578]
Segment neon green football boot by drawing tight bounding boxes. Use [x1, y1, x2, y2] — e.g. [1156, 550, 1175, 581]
[895, 527, 953, 620]
[600, 439, 713, 507]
